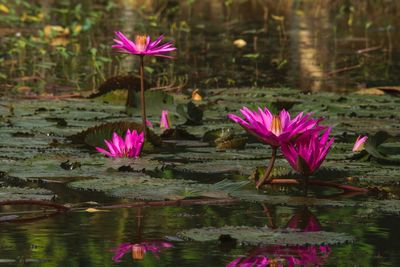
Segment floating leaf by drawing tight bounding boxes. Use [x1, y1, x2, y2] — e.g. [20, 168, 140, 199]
[68, 121, 162, 148]
[0, 186, 55, 201]
[177, 226, 353, 246]
[70, 178, 246, 201]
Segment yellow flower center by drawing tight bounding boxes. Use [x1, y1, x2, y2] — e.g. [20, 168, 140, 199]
[271, 115, 282, 136]
[131, 244, 145, 260]
[135, 35, 148, 52]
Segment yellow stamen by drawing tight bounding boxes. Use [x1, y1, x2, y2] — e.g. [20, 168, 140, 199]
[135, 35, 148, 52]
[271, 115, 282, 136]
[131, 244, 146, 260]
[191, 89, 202, 101]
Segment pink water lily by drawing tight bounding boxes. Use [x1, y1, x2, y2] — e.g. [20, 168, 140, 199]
[352, 135, 368, 152]
[282, 128, 334, 176]
[227, 107, 322, 147]
[228, 106, 322, 188]
[96, 130, 144, 158]
[112, 32, 176, 139]
[111, 241, 173, 262]
[160, 110, 171, 129]
[112, 32, 176, 58]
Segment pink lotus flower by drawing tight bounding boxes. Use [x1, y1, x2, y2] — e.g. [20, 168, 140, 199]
[227, 107, 321, 147]
[160, 110, 171, 129]
[96, 130, 144, 158]
[281, 128, 334, 176]
[352, 135, 368, 152]
[112, 32, 176, 58]
[111, 241, 173, 262]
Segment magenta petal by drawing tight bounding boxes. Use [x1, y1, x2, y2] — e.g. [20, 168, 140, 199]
[112, 32, 175, 58]
[228, 106, 322, 148]
[96, 130, 144, 159]
[282, 128, 334, 175]
[160, 110, 171, 129]
[352, 135, 368, 152]
[95, 147, 113, 157]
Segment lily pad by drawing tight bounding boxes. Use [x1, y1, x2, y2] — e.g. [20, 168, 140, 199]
[1, 156, 163, 183]
[0, 186, 55, 201]
[177, 226, 353, 246]
[70, 178, 247, 201]
[68, 121, 162, 148]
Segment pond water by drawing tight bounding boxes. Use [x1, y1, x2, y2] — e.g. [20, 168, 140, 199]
[1, 204, 400, 266]
[1, 1, 400, 267]
[1, 87, 400, 266]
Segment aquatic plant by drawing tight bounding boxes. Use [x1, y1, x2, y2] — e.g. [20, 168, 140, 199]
[95, 130, 144, 158]
[281, 128, 334, 176]
[112, 32, 176, 139]
[112, 32, 176, 57]
[228, 107, 321, 187]
[111, 241, 173, 262]
[352, 135, 368, 152]
[160, 109, 171, 129]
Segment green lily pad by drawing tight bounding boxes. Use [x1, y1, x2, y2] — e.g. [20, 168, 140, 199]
[68, 121, 162, 148]
[0, 186, 55, 201]
[1, 156, 163, 183]
[177, 226, 353, 245]
[70, 178, 247, 201]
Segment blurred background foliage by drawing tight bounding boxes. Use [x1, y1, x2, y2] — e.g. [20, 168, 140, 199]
[0, 0, 399, 96]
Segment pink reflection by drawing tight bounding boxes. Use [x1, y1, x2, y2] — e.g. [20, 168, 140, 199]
[111, 241, 173, 262]
[227, 208, 331, 267]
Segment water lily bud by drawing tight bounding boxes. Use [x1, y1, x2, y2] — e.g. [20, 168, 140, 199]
[233, 39, 247, 48]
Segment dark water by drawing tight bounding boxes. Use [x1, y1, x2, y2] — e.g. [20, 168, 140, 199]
[1, 203, 400, 266]
[1, 0, 400, 94]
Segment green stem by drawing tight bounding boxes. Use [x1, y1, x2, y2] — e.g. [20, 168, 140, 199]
[139, 56, 147, 139]
[256, 146, 277, 189]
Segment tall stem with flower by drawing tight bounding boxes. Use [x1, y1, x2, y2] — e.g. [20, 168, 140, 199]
[112, 32, 176, 140]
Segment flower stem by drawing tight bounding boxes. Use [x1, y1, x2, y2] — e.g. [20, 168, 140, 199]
[0, 199, 70, 211]
[266, 178, 369, 193]
[139, 55, 147, 139]
[256, 146, 277, 189]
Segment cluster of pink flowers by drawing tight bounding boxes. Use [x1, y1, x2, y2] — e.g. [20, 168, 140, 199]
[228, 106, 333, 178]
[106, 31, 366, 179]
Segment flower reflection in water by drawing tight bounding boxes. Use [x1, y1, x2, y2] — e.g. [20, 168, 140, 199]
[227, 208, 331, 267]
[111, 241, 173, 262]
